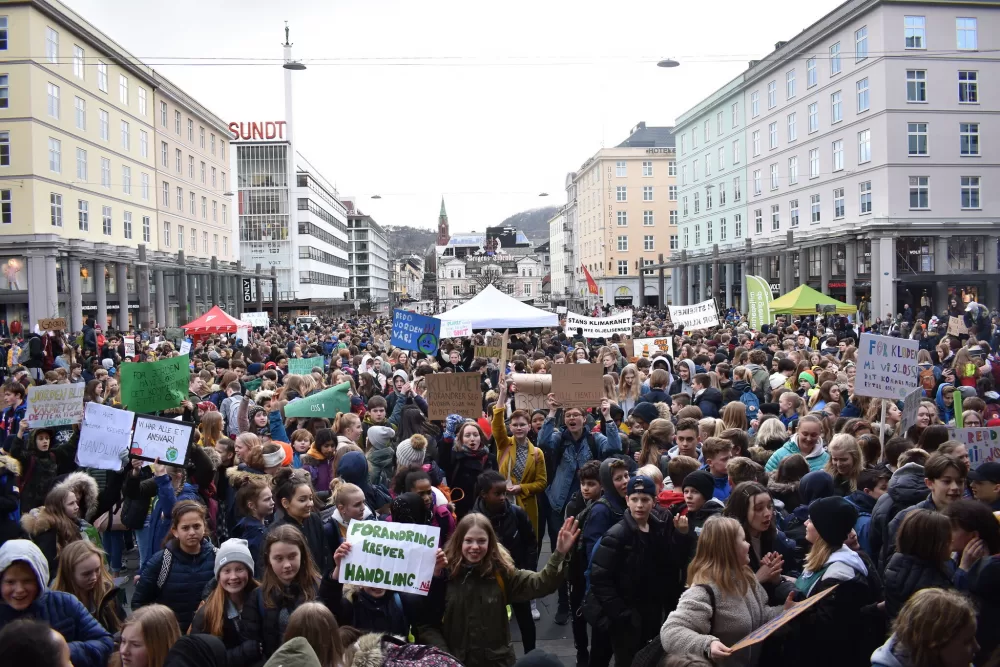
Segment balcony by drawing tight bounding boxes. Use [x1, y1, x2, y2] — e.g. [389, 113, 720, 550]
[563, 244, 573, 253]
[563, 265, 573, 273]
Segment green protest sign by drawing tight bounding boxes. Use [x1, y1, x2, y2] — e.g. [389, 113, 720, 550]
[338, 520, 440, 596]
[284, 382, 351, 418]
[243, 378, 263, 392]
[120, 355, 190, 413]
[288, 357, 323, 375]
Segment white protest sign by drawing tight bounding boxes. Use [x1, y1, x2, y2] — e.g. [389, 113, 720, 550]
[76, 402, 135, 470]
[339, 521, 440, 596]
[240, 312, 270, 329]
[556, 306, 567, 314]
[856, 333, 920, 399]
[179, 339, 192, 355]
[25, 384, 85, 428]
[235, 325, 250, 345]
[124, 335, 136, 358]
[897, 387, 924, 434]
[564, 310, 633, 338]
[130, 414, 194, 467]
[439, 319, 472, 338]
[947, 427, 1000, 469]
[634, 336, 674, 359]
[668, 300, 720, 330]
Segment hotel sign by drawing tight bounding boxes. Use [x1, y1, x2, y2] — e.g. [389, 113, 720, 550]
[228, 121, 287, 141]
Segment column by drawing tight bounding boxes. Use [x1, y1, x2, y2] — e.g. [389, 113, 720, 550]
[187, 273, 198, 317]
[845, 240, 857, 306]
[657, 253, 665, 309]
[882, 236, 897, 320]
[779, 253, 789, 294]
[154, 269, 166, 327]
[234, 261, 244, 317]
[742, 239, 753, 313]
[638, 264, 646, 308]
[176, 251, 188, 322]
[137, 246, 150, 331]
[711, 246, 720, 307]
[798, 248, 808, 287]
[94, 260, 108, 330]
[698, 263, 708, 301]
[68, 257, 83, 333]
[724, 262, 734, 309]
[934, 236, 950, 314]
[220, 271, 229, 310]
[210, 257, 220, 306]
[255, 263, 264, 313]
[199, 274, 209, 310]
[116, 262, 128, 331]
[686, 263, 695, 305]
[271, 267, 279, 321]
[870, 238, 881, 322]
[820, 244, 832, 296]
[986, 237, 999, 311]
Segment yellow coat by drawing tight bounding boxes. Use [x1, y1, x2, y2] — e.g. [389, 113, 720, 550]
[492, 407, 547, 537]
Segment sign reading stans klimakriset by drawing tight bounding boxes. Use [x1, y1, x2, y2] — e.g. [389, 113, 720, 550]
[338, 521, 440, 596]
[564, 310, 633, 338]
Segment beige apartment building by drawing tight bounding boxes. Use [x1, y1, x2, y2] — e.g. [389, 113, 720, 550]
[566, 122, 677, 308]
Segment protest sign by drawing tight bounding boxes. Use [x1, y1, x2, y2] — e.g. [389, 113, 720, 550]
[619, 338, 634, 359]
[552, 363, 604, 409]
[119, 354, 190, 413]
[475, 336, 505, 359]
[856, 333, 920, 399]
[130, 414, 194, 467]
[425, 372, 482, 420]
[947, 427, 1000, 469]
[391, 309, 440, 355]
[240, 311, 270, 329]
[730, 585, 838, 652]
[556, 306, 567, 314]
[948, 316, 968, 337]
[243, 377, 263, 392]
[288, 357, 323, 375]
[564, 311, 633, 338]
[38, 317, 66, 331]
[179, 339, 192, 355]
[338, 520, 440, 596]
[634, 336, 674, 359]
[25, 384, 85, 428]
[897, 387, 924, 434]
[76, 402, 135, 470]
[746, 275, 773, 331]
[123, 335, 135, 358]
[284, 382, 351, 419]
[512, 373, 551, 411]
[668, 300, 720, 330]
[439, 319, 472, 339]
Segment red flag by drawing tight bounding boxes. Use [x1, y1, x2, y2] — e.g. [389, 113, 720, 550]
[582, 264, 598, 295]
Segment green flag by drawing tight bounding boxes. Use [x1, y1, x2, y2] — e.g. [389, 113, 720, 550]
[243, 378, 263, 392]
[120, 354, 190, 414]
[284, 382, 351, 419]
[288, 357, 323, 376]
[746, 275, 773, 331]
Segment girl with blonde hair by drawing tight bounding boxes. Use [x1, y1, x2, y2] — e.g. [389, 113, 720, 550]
[823, 434, 864, 495]
[617, 364, 642, 416]
[198, 411, 224, 449]
[720, 401, 748, 432]
[636, 418, 675, 475]
[601, 374, 618, 403]
[333, 412, 363, 449]
[51, 540, 125, 633]
[872, 588, 978, 667]
[112, 604, 180, 667]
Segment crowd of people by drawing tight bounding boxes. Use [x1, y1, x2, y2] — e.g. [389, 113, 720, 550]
[0, 305, 997, 667]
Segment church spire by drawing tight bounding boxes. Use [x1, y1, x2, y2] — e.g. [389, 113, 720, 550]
[437, 196, 450, 246]
[440, 197, 447, 217]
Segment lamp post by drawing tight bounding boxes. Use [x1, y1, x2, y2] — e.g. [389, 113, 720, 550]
[281, 22, 305, 319]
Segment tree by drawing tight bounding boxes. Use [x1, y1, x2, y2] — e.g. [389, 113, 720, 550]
[471, 268, 511, 294]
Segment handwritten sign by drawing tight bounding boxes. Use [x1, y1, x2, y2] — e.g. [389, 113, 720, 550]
[730, 584, 838, 652]
[119, 354, 190, 413]
[391, 309, 440, 355]
[240, 312, 270, 329]
[76, 402, 136, 470]
[130, 414, 194, 467]
[179, 339, 192, 356]
[425, 372, 482, 420]
[512, 373, 551, 411]
[440, 319, 472, 339]
[948, 316, 968, 337]
[856, 333, 920, 399]
[124, 335, 135, 358]
[947, 427, 1000, 469]
[552, 363, 604, 409]
[26, 384, 85, 428]
[284, 382, 351, 419]
[288, 357, 322, 375]
[475, 335, 505, 359]
[634, 336, 674, 359]
[564, 311, 633, 338]
[38, 317, 66, 331]
[668, 300, 720, 330]
[339, 521, 440, 596]
[897, 387, 924, 434]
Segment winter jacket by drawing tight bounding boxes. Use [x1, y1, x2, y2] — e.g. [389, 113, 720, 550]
[882, 552, 954, 620]
[241, 575, 341, 660]
[20, 506, 99, 580]
[260, 511, 337, 577]
[449, 448, 495, 519]
[232, 516, 266, 574]
[844, 490, 877, 558]
[139, 475, 203, 571]
[667, 359, 696, 397]
[764, 434, 829, 473]
[300, 447, 334, 494]
[0, 454, 23, 546]
[537, 417, 622, 512]
[870, 463, 928, 571]
[0, 539, 113, 667]
[884, 496, 938, 572]
[471, 497, 537, 570]
[325, 580, 409, 637]
[580, 459, 628, 561]
[953, 553, 1000, 664]
[492, 406, 547, 538]
[767, 478, 802, 513]
[693, 387, 723, 419]
[189, 579, 261, 667]
[132, 538, 217, 632]
[8, 429, 79, 513]
[935, 383, 955, 424]
[684, 498, 724, 564]
[366, 444, 395, 490]
[870, 635, 915, 667]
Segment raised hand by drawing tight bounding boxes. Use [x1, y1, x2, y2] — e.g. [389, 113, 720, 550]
[555, 517, 581, 554]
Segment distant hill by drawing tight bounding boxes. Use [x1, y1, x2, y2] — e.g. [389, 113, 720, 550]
[498, 206, 559, 243]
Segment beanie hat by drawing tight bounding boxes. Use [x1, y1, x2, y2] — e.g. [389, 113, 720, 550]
[248, 405, 267, 423]
[798, 371, 816, 388]
[247, 362, 263, 375]
[682, 470, 715, 501]
[808, 496, 858, 550]
[626, 474, 656, 497]
[769, 373, 788, 390]
[631, 402, 660, 426]
[798, 470, 835, 505]
[367, 425, 395, 450]
[215, 538, 254, 578]
[396, 434, 427, 468]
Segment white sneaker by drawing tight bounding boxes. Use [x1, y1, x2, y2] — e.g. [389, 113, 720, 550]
[530, 600, 540, 620]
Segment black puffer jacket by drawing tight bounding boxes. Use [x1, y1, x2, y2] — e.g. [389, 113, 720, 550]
[131, 539, 217, 632]
[260, 512, 337, 577]
[449, 449, 495, 519]
[870, 463, 928, 570]
[883, 552, 954, 620]
[241, 576, 340, 660]
[471, 497, 537, 569]
[189, 579, 262, 667]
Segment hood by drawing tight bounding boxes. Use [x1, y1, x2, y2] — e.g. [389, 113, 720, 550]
[678, 359, 696, 381]
[20, 507, 59, 537]
[338, 451, 370, 487]
[263, 636, 321, 667]
[227, 466, 271, 489]
[888, 463, 930, 506]
[785, 434, 826, 459]
[732, 380, 752, 394]
[824, 544, 869, 577]
[696, 387, 723, 406]
[799, 470, 836, 505]
[668, 444, 703, 462]
[349, 633, 388, 667]
[767, 478, 799, 495]
[53, 471, 100, 522]
[304, 445, 329, 462]
[935, 383, 955, 420]
[845, 490, 877, 514]
[0, 539, 48, 592]
[598, 459, 627, 513]
[871, 637, 908, 667]
[0, 454, 20, 477]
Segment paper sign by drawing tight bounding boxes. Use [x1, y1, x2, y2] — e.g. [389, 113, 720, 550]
[730, 584, 838, 652]
[634, 336, 674, 360]
[240, 312, 270, 329]
[856, 333, 920, 399]
[512, 373, 551, 411]
[76, 402, 136, 470]
[897, 387, 923, 434]
[130, 414, 194, 467]
[338, 520, 441, 596]
[440, 319, 472, 339]
[668, 300, 720, 330]
[391, 309, 440, 355]
[619, 338, 634, 359]
[425, 372, 482, 420]
[288, 357, 322, 375]
[564, 311, 633, 338]
[124, 336, 135, 358]
[475, 335, 505, 359]
[25, 384, 85, 428]
[38, 317, 66, 331]
[119, 354, 191, 413]
[498, 329, 510, 373]
[556, 306, 567, 314]
[947, 427, 1000, 469]
[284, 382, 351, 418]
[552, 363, 604, 409]
[179, 339, 192, 356]
[948, 316, 968, 337]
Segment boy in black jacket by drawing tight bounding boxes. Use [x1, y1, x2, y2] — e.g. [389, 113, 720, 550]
[563, 460, 602, 667]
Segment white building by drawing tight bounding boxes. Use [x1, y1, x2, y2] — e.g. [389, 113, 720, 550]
[344, 200, 391, 311]
[436, 230, 544, 310]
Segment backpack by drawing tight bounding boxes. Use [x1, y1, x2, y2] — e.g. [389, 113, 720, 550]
[740, 388, 760, 424]
[380, 635, 463, 666]
[631, 584, 716, 667]
[920, 367, 936, 394]
[555, 432, 600, 469]
[572, 497, 611, 565]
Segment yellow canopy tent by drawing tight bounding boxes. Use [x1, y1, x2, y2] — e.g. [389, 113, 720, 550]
[768, 284, 856, 315]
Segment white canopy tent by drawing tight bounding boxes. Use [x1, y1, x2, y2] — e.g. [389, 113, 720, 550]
[436, 285, 559, 329]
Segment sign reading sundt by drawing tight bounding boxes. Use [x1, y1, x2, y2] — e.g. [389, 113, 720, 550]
[229, 121, 287, 141]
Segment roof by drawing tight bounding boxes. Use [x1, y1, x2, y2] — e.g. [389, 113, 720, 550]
[182, 305, 243, 334]
[440, 197, 447, 217]
[616, 122, 676, 148]
[436, 285, 558, 329]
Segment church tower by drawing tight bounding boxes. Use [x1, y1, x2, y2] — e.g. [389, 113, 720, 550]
[437, 197, 450, 246]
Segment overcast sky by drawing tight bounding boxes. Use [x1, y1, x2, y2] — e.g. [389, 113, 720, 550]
[68, 0, 843, 233]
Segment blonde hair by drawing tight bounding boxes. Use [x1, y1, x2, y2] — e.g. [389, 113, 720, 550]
[602, 374, 618, 402]
[51, 541, 117, 627]
[328, 479, 363, 508]
[721, 402, 748, 432]
[618, 364, 642, 404]
[118, 605, 180, 667]
[892, 589, 977, 667]
[637, 464, 663, 487]
[637, 418, 675, 468]
[333, 412, 361, 438]
[687, 516, 758, 597]
[804, 534, 836, 574]
[824, 434, 864, 491]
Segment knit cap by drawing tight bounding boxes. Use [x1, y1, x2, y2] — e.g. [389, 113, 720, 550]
[396, 433, 427, 468]
[769, 373, 788, 390]
[631, 402, 660, 426]
[798, 370, 816, 388]
[808, 496, 858, 550]
[682, 470, 715, 501]
[215, 538, 254, 577]
[367, 425, 395, 450]
[248, 405, 267, 424]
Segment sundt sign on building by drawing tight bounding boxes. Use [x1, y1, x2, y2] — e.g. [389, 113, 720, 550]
[228, 121, 287, 141]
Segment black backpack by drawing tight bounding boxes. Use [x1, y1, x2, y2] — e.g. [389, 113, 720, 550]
[632, 584, 716, 667]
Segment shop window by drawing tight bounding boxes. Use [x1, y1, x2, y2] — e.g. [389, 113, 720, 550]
[857, 239, 871, 275]
[896, 236, 934, 274]
[948, 236, 983, 272]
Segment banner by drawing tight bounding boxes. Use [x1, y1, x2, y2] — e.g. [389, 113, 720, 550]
[288, 357, 322, 375]
[512, 373, 551, 411]
[243, 377, 263, 393]
[25, 384, 85, 428]
[668, 300, 720, 330]
[856, 333, 919, 399]
[425, 372, 482, 420]
[552, 363, 604, 409]
[391, 309, 440, 354]
[123, 336, 135, 358]
[76, 402, 135, 470]
[564, 310, 633, 338]
[119, 355, 191, 414]
[746, 275, 773, 331]
[947, 428, 1000, 469]
[338, 520, 440, 596]
[130, 414, 194, 467]
[240, 312, 270, 329]
[634, 336, 673, 360]
[284, 382, 351, 419]
[439, 319, 472, 339]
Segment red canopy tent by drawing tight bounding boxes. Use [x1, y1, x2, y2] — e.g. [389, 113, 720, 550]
[182, 306, 244, 336]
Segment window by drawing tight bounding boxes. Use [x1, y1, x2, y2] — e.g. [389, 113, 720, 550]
[190, 228, 196, 251]
[617, 211, 628, 226]
[717, 111, 723, 135]
[200, 161, 206, 183]
[704, 119, 710, 142]
[141, 173, 149, 200]
[694, 192, 700, 213]
[222, 204, 227, 225]
[643, 235, 654, 251]
[807, 57, 817, 87]
[961, 176, 981, 209]
[831, 91, 842, 123]
[50, 193, 62, 227]
[616, 160, 626, 177]
[788, 156, 799, 184]
[831, 42, 841, 75]
[211, 134, 216, 155]
[668, 210, 677, 225]
[771, 204, 780, 231]
[46, 82, 59, 118]
[808, 102, 818, 133]
[78, 200, 88, 231]
[174, 110, 181, 134]
[212, 200, 217, 221]
[787, 113, 797, 142]
[202, 231, 208, 253]
[960, 122, 980, 156]
[957, 18, 977, 50]
[123, 211, 132, 239]
[810, 194, 821, 222]
[856, 26, 868, 60]
[732, 102, 739, 127]
[163, 221, 171, 247]
[74, 96, 85, 129]
[754, 209, 763, 234]
[178, 224, 184, 248]
[718, 147, 725, 170]
[681, 165, 687, 186]
[642, 161, 653, 177]
[138, 87, 146, 116]
[189, 191, 195, 215]
[72, 45, 84, 78]
[959, 71, 978, 103]
[162, 182, 169, 207]
[122, 165, 131, 194]
[99, 110, 109, 141]
[211, 167, 217, 187]
[857, 78, 869, 112]
[223, 236, 228, 255]
[48, 137, 60, 172]
[833, 140, 844, 171]
[0, 17, 6, 51]
[809, 148, 819, 178]
[96, 61, 108, 92]
[213, 234, 218, 255]
[719, 218, 728, 241]
[668, 160, 676, 176]
[751, 91, 759, 117]
[834, 188, 845, 218]
[907, 70, 927, 102]
[199, 126, 205, 148]
[143, 216, 150, 243]
[783, 70, 796, 101]
[694, 225, 700, 245]
[752, 130, 760, 156]
[100, 157, 109, 188]
[0, 132, 7, 169]
[0, 75, 6, 108]
[859, 181, 872, 214]
[909, 176, 929, 209]
[617, 235, 628, 251]
[118, 75, 129, 106]
[187, 119, 194, 142]
[719, 181, 727, 205]
[188, 156, 194, 178]
[693, 159, 699, 180]
[905, 16, 926, 49]
[121, 121, 129, 150]
[670, 234, 678, 250]
[706, 221, 713, 243]
[139, 130, 148, 158]
[753, 170, 762, 195]
[75, 148, 86, 179]
[733, 176, 741, 201]
[176, 187, 182, 210]
[45, 27, 58, 63]
[682, 196, 688, 216]
[668, 185, 677, 201]
[160, 101, 167, 127]
[706, 187, 713, 209]
[789, 199, 799, 227]
[769, 122, 778, 149]
[160, 141, 168, 167]
[908, 123, 928, 155]
[735, 214, 742, 237]
[770, 163, 779, 190]
[858, 129, 871, 163]
[733, 140, 740, 163]
[616, 186, 626, 202]
[643, 185, 653, 201]
[617, 260, 628, 276]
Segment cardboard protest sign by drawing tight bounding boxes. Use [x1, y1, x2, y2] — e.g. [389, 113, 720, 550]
[425, 372, 482, 420]
[856, 333, 920, 399]
[564, 311, 633, 338]
[948, 316, 968, 337]
[947, 427, 1000, 469]
[130, 414, 194, 467]
[123, 336, 135, 358]
[475, 335, 505, 359]
[439, 319, 472, 338]
[76, 402, 135, 470]
[240, 311, 270, 329]
[668, 300, 720, 330]
[26, 384, 85, 428]
[619, 338, 634, 359]
[634, 336, 674, 359]
[391, 309, 440, 354]
[729, 585, 838, 652]
[288, 357, 322, 375]
[38, 317, 66, 331]
[897, 387, 923, 435]
[284, 382, 351, 419]
[119, 355, 191, 413]
[552, 363, 604, 409]
[338, 521, 441, 596]
[512, 373, 551, 411]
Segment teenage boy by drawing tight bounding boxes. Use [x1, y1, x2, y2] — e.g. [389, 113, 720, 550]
[564, 461, 601, 667]
[670, 393, 691, 416]
[700, 438, 733, 501]
[845, 468, 890, 558]
[0, 381, 26, 452]
[968, 461, 1000, 511]
[669, 417, 703, 462]
[681, 469, 724, 558]
[691, 374, 723, 419]
[360, 395, 395, 450]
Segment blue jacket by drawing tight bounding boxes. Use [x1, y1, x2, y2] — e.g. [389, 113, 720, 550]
[139, 476, 203, 572]
[132, 539, 217, 633]
[268, 410, 289, 443]
[538, 418, 621, 511]
[699, 465, 732, 502]
[844, 490, 876, 558]
[764, 435, 829, 473]
[232, 516, 266, 576]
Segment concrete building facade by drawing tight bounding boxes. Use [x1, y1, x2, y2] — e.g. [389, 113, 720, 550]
[345, 201, 390, 311]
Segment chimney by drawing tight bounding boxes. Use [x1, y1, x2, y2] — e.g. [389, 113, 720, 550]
[749, 60, 760, 68]
[633, 121, 646, 134]
[775, 41, 788, 50]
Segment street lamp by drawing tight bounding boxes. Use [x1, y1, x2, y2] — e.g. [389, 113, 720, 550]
[283, 61, 306, 70]
[657, 58, 680, 68]
[538, 192, 549, 197]
[371, 194, 382, 199]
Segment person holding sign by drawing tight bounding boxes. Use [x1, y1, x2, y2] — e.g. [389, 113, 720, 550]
[493, 381, 547, 538]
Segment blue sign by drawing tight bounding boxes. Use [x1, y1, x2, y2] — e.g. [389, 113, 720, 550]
[391, 309, 440, 355]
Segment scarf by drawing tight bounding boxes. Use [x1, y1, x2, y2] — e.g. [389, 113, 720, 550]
[511, 442, 529, 483]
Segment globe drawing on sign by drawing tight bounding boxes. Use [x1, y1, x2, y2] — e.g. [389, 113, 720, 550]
[417, 322, 439, 355]
[165, 446, 179, 463]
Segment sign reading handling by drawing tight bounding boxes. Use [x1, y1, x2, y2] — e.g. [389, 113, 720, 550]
[339, 521, 440, 596]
